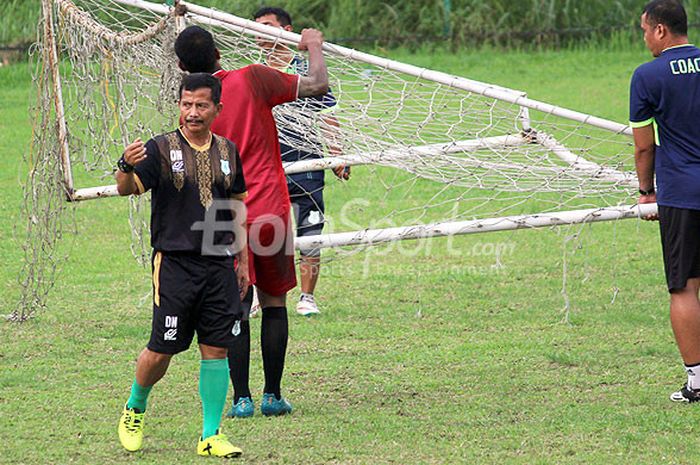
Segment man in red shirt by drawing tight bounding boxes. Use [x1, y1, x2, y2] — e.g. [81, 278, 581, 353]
[175, 24, 329, 416]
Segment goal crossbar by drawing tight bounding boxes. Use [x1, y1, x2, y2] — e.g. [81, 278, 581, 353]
[179, 0, 632, 136]
[295, 203, 658, 250]
[70, 130, 631, 200]
[110, 0, 631, 137]
[71, 134, 530, 200]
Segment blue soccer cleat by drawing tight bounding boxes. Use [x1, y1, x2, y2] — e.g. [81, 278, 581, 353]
[260, 393, 293, 416]
[226, 396, 255, 418]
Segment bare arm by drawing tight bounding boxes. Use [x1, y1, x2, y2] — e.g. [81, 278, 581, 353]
[319, 114, 350, 180]
[115, 139, 147, 196]
[633, 125, 657, 220]
[297, 29, 329, 98]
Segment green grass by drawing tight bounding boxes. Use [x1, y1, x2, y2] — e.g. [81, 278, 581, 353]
[0, 47, 693, 464]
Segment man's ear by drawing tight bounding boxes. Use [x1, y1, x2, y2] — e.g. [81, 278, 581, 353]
[178, 60, 187, 72]
[215, 102, 223, 115]
[215, 48, 221, 60]
[284, 25, 293, 32]
[656, 23, 667, 39]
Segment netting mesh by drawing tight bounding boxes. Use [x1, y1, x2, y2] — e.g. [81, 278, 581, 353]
[15, 0, 636, 320]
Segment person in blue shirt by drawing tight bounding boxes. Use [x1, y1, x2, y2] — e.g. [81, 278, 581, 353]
[630, 0, 700, 403]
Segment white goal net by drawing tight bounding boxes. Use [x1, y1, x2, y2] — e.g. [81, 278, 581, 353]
[16, 0, 654, 320]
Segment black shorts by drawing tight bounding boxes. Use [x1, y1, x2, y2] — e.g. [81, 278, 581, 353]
[659, 205, 700, 292]
[147, 251, 241, 354]
[288, 178, 325, 257]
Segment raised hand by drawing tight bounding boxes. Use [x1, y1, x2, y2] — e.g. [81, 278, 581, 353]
[123, 138, 147, 166]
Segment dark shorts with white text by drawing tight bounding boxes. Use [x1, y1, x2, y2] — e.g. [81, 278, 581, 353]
[147, 251, 241, 354]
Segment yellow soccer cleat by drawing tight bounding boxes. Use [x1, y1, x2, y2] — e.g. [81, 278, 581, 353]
[197, 431, 243, 458]
[118, 405, 145, 452]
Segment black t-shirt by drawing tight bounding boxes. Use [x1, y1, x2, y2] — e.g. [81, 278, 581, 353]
[134, 129, 247, 254]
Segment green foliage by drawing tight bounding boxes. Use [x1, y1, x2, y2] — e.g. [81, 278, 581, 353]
[4, 0, 700, 48]
[0, 0, 41, 45]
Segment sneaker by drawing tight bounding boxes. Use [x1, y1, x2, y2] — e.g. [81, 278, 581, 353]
[226, 396, 255, 418]
[260, 393, 293, 416]
[249, 287, 261, 318]
[296, 293, 320, 317]
[670, 384, 700, 402]
[118, 404, 145, 452]
[197, 430, 243, 458]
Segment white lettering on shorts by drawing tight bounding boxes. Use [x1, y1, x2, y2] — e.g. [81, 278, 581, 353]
[165, 316, 178, 328]
[164, 316, 178, 341]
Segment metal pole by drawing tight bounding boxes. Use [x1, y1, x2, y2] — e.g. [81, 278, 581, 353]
[70, 134, 529, 200]
[112, 0, 632, 136]
[178, 1, 632, 136]
[295, 203, 658, 250]
[42, 0, 75, 199]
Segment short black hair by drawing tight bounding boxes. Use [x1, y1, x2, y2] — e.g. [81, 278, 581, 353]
[175, 25, 218, 73]
[178, 73, 222, 105]
[253, 6, 292, 27]
[643, 0, 688, 36]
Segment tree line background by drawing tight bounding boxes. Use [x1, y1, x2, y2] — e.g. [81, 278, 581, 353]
[2, 0, 700, 50]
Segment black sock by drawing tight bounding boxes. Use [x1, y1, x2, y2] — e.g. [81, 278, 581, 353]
[227, 288, 253, 403]
[228, 320, 251, 402]
[261, 306, 288, 399]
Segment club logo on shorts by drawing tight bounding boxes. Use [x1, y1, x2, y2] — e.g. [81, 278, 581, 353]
[164, 315, 178, 341]
[220, 160, 231, 176]
[308, 210, 321, 225]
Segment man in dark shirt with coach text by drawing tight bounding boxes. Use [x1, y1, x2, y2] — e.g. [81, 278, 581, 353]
[631, 0, 700, 403]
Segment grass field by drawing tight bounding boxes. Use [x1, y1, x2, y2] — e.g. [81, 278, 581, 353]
[1, 43, 696, 464]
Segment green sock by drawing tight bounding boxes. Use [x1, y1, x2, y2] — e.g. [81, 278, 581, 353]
[200, 359, 229, 440]
[126, 379, 153, 412]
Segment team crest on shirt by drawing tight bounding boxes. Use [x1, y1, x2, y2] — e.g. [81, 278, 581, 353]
[220, 159, 231, 175]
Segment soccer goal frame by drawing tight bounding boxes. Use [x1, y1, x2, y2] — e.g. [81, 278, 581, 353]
[44, 0, 657, 250]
